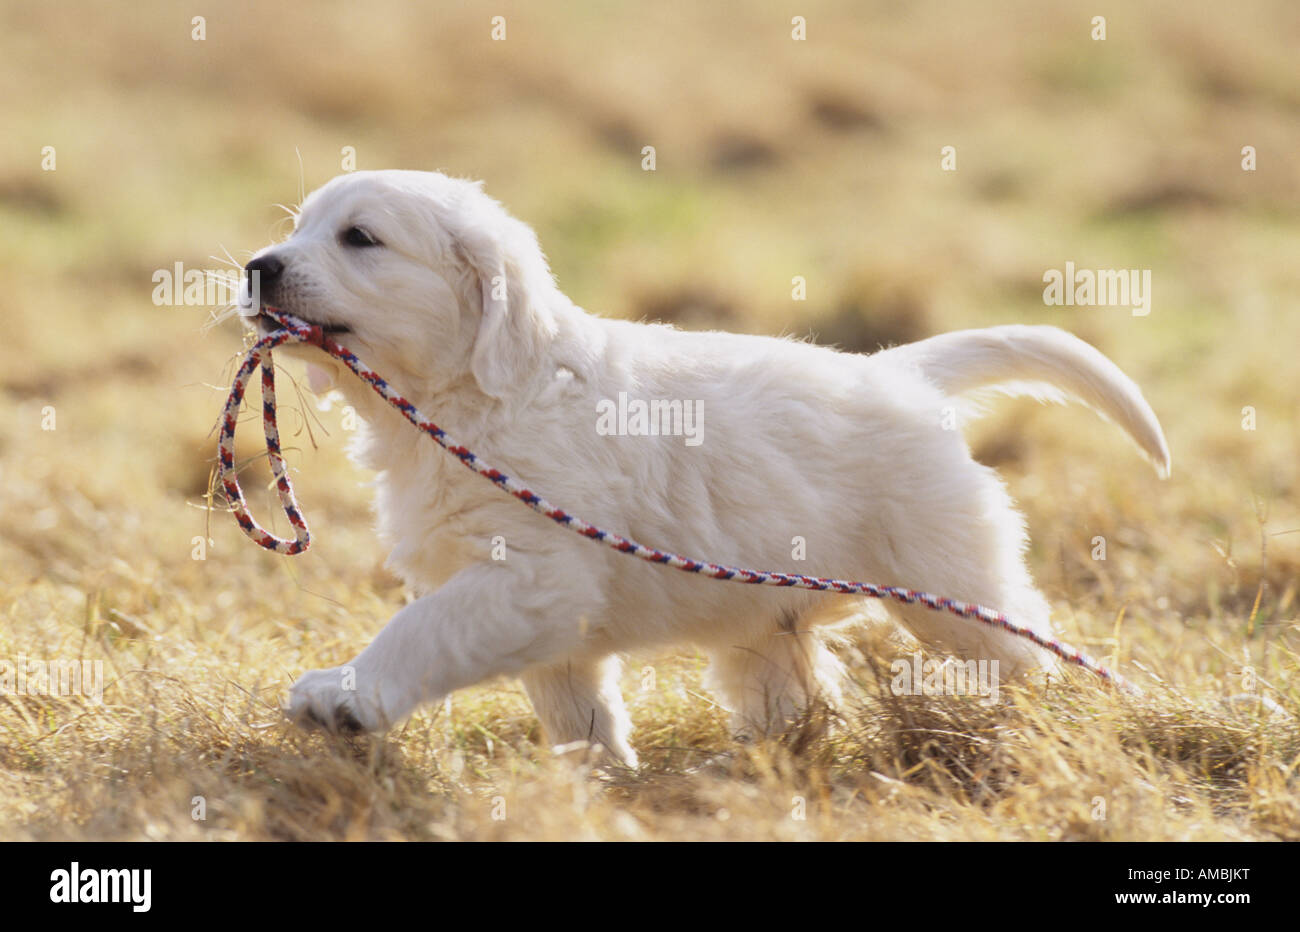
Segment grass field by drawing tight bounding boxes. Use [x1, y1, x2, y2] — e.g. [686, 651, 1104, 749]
[1, 0, 1298, 840]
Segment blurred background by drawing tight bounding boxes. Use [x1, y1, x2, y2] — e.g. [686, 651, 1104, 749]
[1, 1, 1298, 840]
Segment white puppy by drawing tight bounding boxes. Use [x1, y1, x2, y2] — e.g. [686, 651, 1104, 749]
[241, 170, 1170, 768]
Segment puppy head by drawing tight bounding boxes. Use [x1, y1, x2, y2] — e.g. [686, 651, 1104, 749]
[240, 170, 558, 400]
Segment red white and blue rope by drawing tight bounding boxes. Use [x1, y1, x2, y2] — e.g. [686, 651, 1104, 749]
[218, 307, 1138, 693]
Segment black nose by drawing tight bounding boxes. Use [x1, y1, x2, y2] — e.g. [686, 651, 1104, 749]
[245, 254, 284, 297]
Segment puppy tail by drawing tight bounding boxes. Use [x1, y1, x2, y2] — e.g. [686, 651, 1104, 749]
[886, 325, 1171, 478]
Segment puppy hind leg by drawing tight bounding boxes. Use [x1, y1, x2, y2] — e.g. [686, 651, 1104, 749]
[889, 582, 1055, 681]
[879, 467, 1060, 681]
[705, 611, 844, 739]
[520, 654, 638, 768]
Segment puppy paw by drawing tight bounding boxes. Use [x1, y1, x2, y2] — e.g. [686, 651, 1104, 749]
[286, 665, 394, 734]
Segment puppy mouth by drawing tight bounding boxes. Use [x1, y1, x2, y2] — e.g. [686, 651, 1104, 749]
[254, 308, 352, 336]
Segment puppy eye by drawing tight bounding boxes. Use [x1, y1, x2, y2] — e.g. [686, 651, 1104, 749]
[341, 225, 382, 248]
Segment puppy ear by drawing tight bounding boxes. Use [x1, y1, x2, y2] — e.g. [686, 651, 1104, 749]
[457, 223, 553, 399]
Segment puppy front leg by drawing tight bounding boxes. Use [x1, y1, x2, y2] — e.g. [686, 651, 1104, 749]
[520, 655, 638, 768]
[288, 562, 600, 733]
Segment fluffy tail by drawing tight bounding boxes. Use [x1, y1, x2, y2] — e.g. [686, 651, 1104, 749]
[884, 325, 1171, 477]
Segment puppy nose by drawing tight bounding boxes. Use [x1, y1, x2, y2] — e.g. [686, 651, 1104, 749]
[245, 254, 285, 294]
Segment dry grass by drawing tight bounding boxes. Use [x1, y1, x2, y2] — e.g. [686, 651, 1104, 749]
[1, 0, 1299, 840]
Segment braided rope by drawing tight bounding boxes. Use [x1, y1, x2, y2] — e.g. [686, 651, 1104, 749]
[218, 307, 1138, 693]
